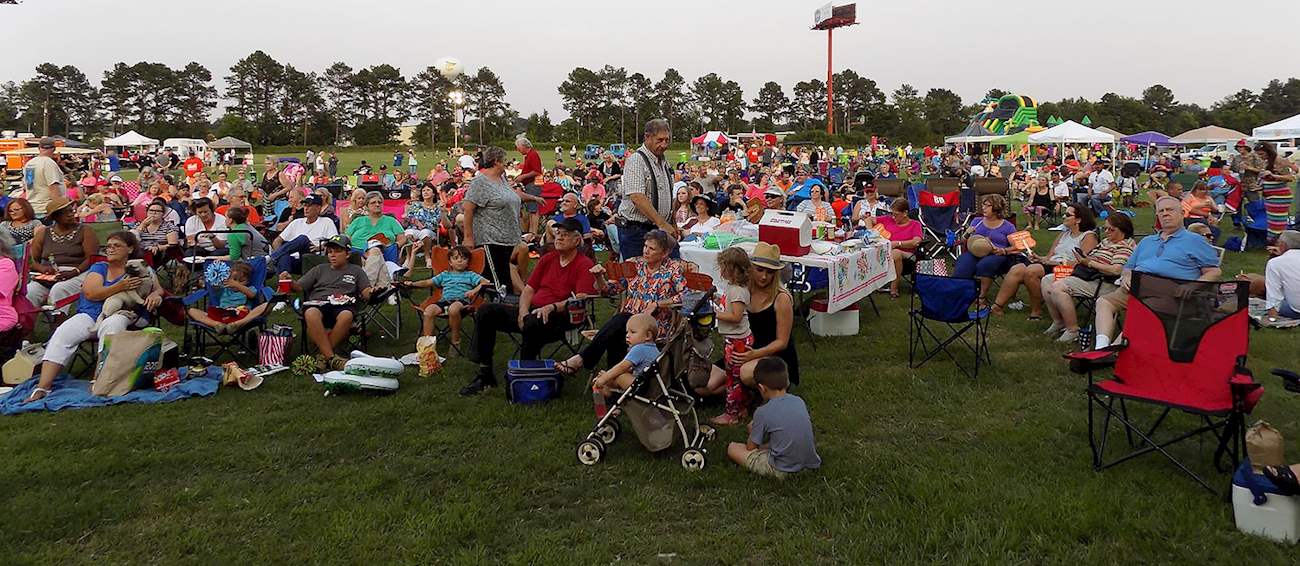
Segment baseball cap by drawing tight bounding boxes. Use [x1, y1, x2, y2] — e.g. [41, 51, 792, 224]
[322, 234, 352, 250]
[303, 194, 324, 206]
[38, 137, 57, 149]
[764, 187, 784, 197]
[109, 175, 123, 183]
[554, 217, 584, 234]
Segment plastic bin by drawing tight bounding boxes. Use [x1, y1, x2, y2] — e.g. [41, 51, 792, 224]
[808, 298, 859, 336]
[1233, 458, 1300, 544]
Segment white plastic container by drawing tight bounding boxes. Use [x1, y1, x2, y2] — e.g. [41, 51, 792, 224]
[808, 298, 859, 336]
[1233, 461, 1300, 544]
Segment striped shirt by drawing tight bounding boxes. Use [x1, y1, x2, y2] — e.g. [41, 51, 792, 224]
[1087, 237, 1136, 268]
[617, 145, 673, 225]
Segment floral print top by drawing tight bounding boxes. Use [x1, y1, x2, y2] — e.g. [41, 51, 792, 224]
[605, 256, 686, 336]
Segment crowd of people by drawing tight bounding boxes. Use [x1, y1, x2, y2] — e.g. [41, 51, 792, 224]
[4, 122, 1298, 479]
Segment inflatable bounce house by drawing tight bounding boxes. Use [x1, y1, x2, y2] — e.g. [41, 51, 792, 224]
[969, 94, 1041, 136]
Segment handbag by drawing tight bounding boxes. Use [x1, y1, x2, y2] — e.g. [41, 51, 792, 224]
[1071, 264, 1103, 281]
[93, 328, 164, 397]
[258, 324, 293, 366]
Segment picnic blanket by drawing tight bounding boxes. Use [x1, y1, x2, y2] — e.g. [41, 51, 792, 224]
[0, 366, 221, 415]
[1250, 298, 1300, 328]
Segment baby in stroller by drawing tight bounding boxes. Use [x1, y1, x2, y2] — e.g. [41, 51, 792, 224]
[592, 313, 658, 399]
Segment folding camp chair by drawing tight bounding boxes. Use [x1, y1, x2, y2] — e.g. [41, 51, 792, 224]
[908, 273, 991, 379]
[174, 264, 278, 363]
[1064, 273, 1262, 493]
[915, 190, 963, 261]
[403, 246, 487, 357]
[296, 251, 405, 355]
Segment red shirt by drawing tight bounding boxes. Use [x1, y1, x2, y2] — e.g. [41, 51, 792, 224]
[747, 148, 760, 163]
[184, 157, 204, 177]
[527, 251, 596, 307]
[521, 149, 543, 181]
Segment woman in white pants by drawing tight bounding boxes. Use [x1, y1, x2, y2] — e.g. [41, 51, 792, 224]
[25, 231, 163, 403]
[25, 196, 98, 318]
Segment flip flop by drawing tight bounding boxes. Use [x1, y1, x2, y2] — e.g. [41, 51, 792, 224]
[555, 360, 578, 376]
[1027, 314, 1042, 321]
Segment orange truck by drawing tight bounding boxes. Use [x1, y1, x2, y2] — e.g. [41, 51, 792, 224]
[1, 136, 39, 182]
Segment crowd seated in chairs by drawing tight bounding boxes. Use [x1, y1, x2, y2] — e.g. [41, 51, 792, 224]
[1042, 214, 1136, 345]
[990, 203, 1098, 320]
[952, 194, 1020, 304]
[861, 198, 922, 298]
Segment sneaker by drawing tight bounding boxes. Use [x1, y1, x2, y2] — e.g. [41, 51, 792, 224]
[710, 412, 743, 427]
[273, 303, 286, 313]
[1056, 329, 1080, 343]
[458, 377, 494, 397]
[1043, 322, 1063, 336]
[387, 295, 398, 306]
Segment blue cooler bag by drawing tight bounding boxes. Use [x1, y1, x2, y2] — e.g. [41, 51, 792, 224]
[506, 360, 561, 404]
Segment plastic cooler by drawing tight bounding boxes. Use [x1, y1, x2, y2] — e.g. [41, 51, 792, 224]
[808, 298, 858, 336]
[759, 209, 811, 256]
[1233, 458, 1300, 544]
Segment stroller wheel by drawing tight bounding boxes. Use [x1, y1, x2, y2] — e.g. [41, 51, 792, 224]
[596, 420, 620, 445]
[697, 424, 717, 443]
[576, 439, 605, 466]
[680, 448, 706, 472]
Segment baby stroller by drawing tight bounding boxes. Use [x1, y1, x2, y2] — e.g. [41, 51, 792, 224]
[576, 290, 718, 471]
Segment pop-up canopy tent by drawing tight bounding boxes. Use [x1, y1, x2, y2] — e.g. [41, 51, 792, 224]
[944, 123, 998, 144]
[46, 135, 88, 148]
[207, 136, 252, 150]
[1120, 131, 1173, 146]
[1027, 120, 1116, 144]
[1170, 125, 1248, 145]
[991, 130, 1032, 146]
[103, 130, 160, 148]
[1251, 114, 1300, 141]
[691, 131, 730, 146]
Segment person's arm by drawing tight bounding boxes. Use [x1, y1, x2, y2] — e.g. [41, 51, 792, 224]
[226, 278, 257, 299]
[461, 200, 478, 248]
[629, 193, 673, 232]
[594, 358, 635, 387]
[716, 300, 746, 324]
[516, 284, 536, 327]
[75, 228, 98, 275]
[1198, 266, 1222, 281]
[1264, 261, 1284, 312]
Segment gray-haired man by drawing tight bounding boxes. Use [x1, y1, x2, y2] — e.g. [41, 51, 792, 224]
[617, 118, 678, 259]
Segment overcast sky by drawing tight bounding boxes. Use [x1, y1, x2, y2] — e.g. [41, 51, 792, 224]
[5, 0, 1298, 120]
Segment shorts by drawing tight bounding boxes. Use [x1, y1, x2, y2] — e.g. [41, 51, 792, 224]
[310, 304, 356, 329]
[1059, 276, 1116, 298]
[206, 306, 250, 324]
[523, 185, 542, 213]
[742, 449, 788, 479]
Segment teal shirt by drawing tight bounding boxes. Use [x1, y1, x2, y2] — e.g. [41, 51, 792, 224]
[345, 214, 404, 248]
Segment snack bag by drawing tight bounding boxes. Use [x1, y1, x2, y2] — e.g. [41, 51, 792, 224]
[416, 336, 442, 377]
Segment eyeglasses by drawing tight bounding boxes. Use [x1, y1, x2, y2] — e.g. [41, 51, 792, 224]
[105, 242, 128, 249]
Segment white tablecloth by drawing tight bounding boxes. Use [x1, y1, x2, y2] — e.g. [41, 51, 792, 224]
[679, 241, 895, 313]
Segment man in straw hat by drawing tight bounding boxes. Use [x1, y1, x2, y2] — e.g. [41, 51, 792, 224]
[22, 137, 66, 219]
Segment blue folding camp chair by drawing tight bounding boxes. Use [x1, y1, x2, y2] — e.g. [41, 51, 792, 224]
[916, 190, 962, 261]
[174, 257, 279, 362]
[908, 274, 991, 379]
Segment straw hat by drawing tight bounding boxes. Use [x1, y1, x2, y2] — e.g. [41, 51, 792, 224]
[45, 194, 74, 216]
[751, 242, 785, 270]
[966, 235, 993, 258]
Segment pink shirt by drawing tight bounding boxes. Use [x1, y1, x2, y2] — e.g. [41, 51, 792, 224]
[876, 215, 921, 250]
[0, 257, 19, 331]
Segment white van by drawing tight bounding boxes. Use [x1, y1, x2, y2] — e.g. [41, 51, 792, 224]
[162, 138, 208, 158]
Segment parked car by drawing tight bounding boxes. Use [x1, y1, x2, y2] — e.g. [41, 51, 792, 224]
[608, 143, 627, 158]
[1178, 143, 1234, 162]
[583, 144, 603, 160]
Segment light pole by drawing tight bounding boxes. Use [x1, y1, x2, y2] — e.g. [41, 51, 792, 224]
[448, 90, 465, 151]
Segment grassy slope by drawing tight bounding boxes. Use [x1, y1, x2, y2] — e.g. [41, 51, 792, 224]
[3, 157, 1299, 564]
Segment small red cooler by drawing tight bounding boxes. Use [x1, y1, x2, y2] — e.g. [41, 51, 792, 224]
[759, 209, 812, 256]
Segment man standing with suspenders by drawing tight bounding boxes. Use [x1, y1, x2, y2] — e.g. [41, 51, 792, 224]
[617, 118, 680, 259]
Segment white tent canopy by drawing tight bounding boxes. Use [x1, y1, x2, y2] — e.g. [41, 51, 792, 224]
[1027, 120, 1116, 144]
[1169, 125, 1248, 145]
[103, 130, 159, 147]
[1252, 113, 1300, 141]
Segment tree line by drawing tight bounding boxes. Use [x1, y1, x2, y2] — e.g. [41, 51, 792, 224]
[2, 53, 1298, 147]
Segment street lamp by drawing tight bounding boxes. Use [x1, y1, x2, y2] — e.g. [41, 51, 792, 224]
[448, 90, 465, 151]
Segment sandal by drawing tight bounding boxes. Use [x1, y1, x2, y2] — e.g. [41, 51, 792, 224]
[710, 412, 743, 427]
[989, 302, 1005, 315]
[1264, 465, 1300, 496]
[328, 356, 349, 371]
[555, 360, 578, 376]
[24, 387, 52, 403]
[1027, 314, 1042, 321]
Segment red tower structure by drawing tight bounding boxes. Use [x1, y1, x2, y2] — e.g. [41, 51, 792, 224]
[812, 3, 857, 135]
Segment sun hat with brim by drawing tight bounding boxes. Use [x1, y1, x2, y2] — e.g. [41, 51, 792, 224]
[750, 241, 785, 270]
[966, 235, 993, 258]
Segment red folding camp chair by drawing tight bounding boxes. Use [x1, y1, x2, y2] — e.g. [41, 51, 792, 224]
[1064, 273, 1262, 493]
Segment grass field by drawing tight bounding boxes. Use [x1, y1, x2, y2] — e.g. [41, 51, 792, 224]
[4, 155, 1300, 563]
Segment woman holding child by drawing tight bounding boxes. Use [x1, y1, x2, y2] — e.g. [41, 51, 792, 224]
[24, 231, 164, 403]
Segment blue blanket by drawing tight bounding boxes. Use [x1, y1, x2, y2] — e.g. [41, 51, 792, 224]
[1, 367, 221, 415]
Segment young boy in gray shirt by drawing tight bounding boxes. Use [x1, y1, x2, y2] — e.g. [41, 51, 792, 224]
[727, 357, 821, 478]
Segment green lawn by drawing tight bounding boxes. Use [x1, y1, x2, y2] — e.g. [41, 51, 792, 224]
[4, 178, 1300, 563]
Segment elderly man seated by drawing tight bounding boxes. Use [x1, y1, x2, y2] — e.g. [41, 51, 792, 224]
[1093, 196, 1222, 349]
[271, 194, 339, 277]
[1239, 230, 1300, 322]
[288, 235, 372, 371]
[460, 218, 596, 397]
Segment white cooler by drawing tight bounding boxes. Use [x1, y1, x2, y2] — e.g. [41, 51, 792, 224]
[1233, 459, 1300, 544]
[807, 298, 859, 336]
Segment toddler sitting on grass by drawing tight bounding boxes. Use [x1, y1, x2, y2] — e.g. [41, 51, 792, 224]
[727, 357, 821, 479]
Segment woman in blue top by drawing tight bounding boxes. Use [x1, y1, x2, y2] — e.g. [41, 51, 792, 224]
[25, 231, 164, 403]
[953, 194, 1024, 303]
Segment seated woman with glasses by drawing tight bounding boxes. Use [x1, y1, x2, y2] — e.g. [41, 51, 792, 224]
[991, 203, 1098, 320]
[132, 198, 181, 267]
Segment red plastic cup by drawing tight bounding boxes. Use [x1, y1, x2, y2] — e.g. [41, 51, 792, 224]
[277, 277, 292, 293]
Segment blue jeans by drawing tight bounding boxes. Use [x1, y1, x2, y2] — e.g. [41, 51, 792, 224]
[270, 235, 313, 274]
[617, 221, 681, 261]
[954, 252, 1015, 279]
[1087, 194, 1111, 216]
[1281, 301, 1299, 320]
